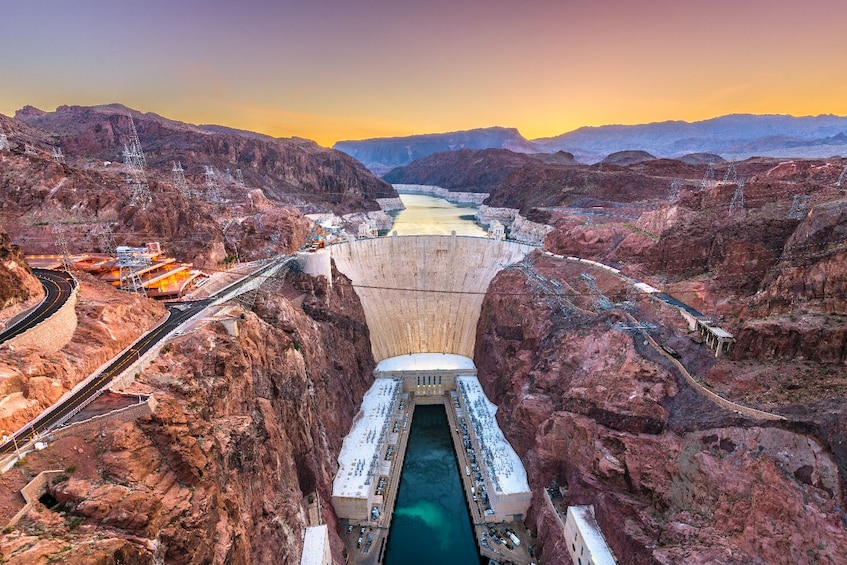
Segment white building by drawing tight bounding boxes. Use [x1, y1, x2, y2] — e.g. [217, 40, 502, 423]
[457, 376, 531, 522]
[375, 353, 477, 403]
[332, 378, 401, 521]
[300, 525, 332, 565]
[564, 505, 617, 565]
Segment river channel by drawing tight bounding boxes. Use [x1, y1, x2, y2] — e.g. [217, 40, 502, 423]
[383, 405, 481, 564]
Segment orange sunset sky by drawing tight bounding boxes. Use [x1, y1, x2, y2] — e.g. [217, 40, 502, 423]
[2, 0, 846, 147]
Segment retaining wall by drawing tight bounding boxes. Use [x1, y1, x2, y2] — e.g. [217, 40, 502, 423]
[50, 395, 158, 441]
[5, 469, 64, 529]
[6, 285, 78, 353]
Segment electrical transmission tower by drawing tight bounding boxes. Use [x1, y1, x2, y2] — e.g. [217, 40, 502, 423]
[95, 223, 118, 256]
[172, 161, 193, 198]
[225, 168, 233, 183]
[669, 179, 682, 203]
[222, 219, 240, 264]
[116, 246, 151, 296]
[235, 169, 245, 187]
[580, 273, 613, 311]
[837, 165, 847, 188]
[52, 147, 65, 164]
[122, 116, 152, 209]
[722, 162, 738, 184]
[728, 178, 745, 217]
[24, 144, 37, 155]
[787, 194, 810, 220]
[509, 258, 577, 316]
[204, 166, 222, 203]
[700, 162, 715, 190]
[50, 223, 72, 271]
[0, 133, 8, 151]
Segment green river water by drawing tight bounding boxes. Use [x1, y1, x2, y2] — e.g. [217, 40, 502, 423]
[383, 405, 482, 564]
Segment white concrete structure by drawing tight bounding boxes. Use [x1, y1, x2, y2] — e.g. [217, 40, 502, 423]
[457, 376, 531, 522]
[564, 505, 617, 565]
[330, 236, 533, 362]
[300, 525, 332, 565]
[376, 353, 477, 403]
[332, 378, 402, 520]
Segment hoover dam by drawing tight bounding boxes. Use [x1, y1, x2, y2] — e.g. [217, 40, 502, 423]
[330, 235, 534, 361]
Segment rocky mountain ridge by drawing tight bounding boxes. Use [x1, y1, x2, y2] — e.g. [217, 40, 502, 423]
[334, 114, 847, 170]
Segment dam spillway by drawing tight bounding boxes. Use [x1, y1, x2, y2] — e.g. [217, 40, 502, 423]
[329, 235, 534, 362]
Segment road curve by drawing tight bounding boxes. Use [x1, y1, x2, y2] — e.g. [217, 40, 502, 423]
[0, 269, 77, 346]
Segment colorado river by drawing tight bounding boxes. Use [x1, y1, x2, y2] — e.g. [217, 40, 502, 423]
[383, 405, 481, 564]
[388, 193, 487, 237]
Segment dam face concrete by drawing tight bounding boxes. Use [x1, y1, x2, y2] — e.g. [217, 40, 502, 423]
[330, 236, 533, 362]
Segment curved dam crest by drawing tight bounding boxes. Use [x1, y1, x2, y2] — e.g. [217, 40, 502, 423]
[329, 235, 534, 362]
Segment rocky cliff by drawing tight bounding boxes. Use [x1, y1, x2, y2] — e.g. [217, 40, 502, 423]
[1, 266, 375, 564]
[334, 127, 540, 175]
[474, 255, 847, 564]
[12, 104, 396, 215]
[0, 130, 311, 269]
[0, 225, 42, 322]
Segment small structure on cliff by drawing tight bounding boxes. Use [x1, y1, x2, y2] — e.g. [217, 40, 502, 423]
[563, 505, 617, 565]
[300, 525, 332, 565]
[696, 319, 735, 357]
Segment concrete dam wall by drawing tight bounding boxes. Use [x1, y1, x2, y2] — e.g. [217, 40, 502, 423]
[330, 235, 533, 362]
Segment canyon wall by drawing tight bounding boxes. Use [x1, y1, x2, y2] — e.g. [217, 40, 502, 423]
[474, 260, 847, 564]
[1, 267, 375, 564]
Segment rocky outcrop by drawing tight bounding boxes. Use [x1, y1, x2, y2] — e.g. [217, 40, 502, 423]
[13, 104, 396, 216]
[474, 260, 847, 564]
[1, 266, 375, 564]
[334, 127, 540, 175]
[0, 225, 43, 324]
[0, 141, 311, 269]
[0, 276, 164, 432]
[382, 148, 545, 193]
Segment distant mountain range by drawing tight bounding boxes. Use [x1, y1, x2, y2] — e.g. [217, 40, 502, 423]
[334, 114, 847, 172]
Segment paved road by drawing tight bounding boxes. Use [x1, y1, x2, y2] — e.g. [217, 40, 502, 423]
[0, 298, 212, 455]
[0, 269, 76, 346]
[0, 255, 293, 457]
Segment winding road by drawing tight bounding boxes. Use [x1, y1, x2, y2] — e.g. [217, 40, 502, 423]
[0, 269, 77, 346]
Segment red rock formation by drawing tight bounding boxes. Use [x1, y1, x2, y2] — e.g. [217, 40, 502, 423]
[14, 104, 396, 215]
[0, 224, 42, 318]
[475, 260, 847, 564]
[0, 266, 375, 564]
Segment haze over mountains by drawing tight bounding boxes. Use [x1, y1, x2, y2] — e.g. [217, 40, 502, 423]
[335, 114, 847, 172]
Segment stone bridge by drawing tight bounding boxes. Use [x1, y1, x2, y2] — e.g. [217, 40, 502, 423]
[327, 235, 534, 362]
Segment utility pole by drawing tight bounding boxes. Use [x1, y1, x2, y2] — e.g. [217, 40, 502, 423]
[722, 162, 738, 185]
[728, 178, 745, 217]
[52, 147, 65, 164]
[122, 115, 152, 209]
[172, 161, 193, 198]
[787, 194, 810, 220]
[204, 166, 222, 203]
[669, 179, 682, 203]
[700, 162, 715, 191]
[51, 223, 72, 271]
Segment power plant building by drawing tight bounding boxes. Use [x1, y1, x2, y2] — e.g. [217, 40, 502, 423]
[457, 376, 531, 522]
[332, 378, 402, 521]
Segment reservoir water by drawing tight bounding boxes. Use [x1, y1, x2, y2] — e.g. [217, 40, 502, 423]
[383, 405, 481, 564]
[388, 193, 487, 237]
